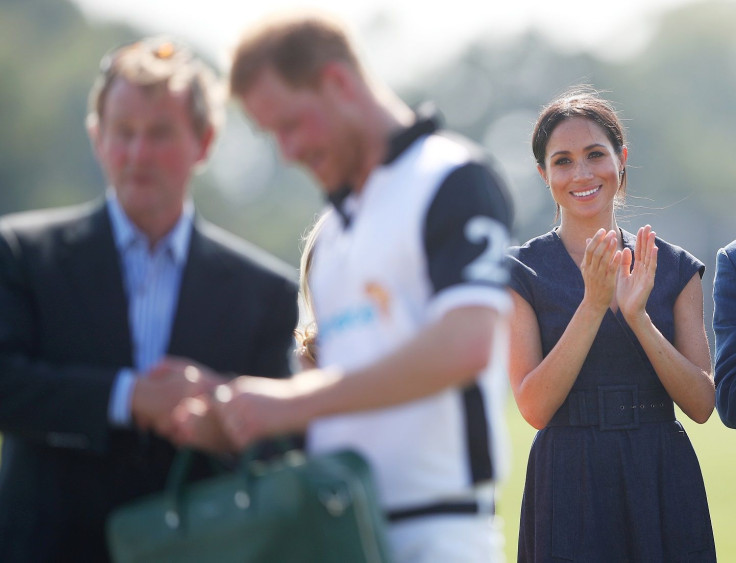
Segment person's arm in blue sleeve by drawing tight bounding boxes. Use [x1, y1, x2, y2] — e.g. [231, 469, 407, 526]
[713, 244, 736, 427]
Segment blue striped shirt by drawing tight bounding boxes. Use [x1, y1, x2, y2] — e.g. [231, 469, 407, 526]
[106, 192, 193, 426]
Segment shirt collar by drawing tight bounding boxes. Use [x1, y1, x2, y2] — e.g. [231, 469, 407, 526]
[106, 190, 193, 264]
[327, 102, 442, 226]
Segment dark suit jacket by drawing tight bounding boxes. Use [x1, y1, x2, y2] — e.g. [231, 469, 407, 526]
[714, 240, 736, 427]
[0, 200, 298, 562]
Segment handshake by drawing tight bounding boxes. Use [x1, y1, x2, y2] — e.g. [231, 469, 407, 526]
[130, 358, 324, 453]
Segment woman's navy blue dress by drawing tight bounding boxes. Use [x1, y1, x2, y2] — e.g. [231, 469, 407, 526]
[508, 229, 716, 562]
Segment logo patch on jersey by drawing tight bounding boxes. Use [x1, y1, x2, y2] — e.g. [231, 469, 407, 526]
[364, 282, 392, 318]
[318, 282, 392, 342]
[320, 305, 377, 341]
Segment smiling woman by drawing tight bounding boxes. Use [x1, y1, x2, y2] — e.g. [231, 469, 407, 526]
[531, 88, 627, 228]
[506, 86, 716, 562]
[543, 117, 626, 233]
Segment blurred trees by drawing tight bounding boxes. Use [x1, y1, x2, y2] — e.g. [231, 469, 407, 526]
[0, 0, 133, 211]
[2, 0, 735, 295]
[406, 2, 736, 253]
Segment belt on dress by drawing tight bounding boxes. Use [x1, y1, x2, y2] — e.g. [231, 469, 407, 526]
[546, 384, 675, 430]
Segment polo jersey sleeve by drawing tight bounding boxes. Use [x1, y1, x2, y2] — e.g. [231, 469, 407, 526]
[422, 160, 513, 321]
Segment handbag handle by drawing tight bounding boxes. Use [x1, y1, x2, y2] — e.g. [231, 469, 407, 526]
[163, 440, 301, 530]
[163, 449, 252, 531]
[164, 449, 194, 530]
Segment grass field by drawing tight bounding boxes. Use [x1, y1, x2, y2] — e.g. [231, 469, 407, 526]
[497, 397, 736, 561]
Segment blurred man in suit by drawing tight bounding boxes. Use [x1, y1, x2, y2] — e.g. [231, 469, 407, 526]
[0, 36, 298, 562]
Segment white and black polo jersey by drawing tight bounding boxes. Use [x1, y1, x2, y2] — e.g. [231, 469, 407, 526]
[307, 109, 513, 512]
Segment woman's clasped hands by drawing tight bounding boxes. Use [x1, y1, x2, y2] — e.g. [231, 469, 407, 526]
[580, 224, 658, 320]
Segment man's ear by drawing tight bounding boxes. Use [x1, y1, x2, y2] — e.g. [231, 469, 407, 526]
[87, 120, 101, 157]
[196, 125, 216, 164]
[318, 61, 358, 102]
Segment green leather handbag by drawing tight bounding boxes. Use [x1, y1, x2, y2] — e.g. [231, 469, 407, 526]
[106, 447, 392, 562]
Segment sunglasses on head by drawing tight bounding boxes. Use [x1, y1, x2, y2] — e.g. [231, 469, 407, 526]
[99, 37, 190, 75]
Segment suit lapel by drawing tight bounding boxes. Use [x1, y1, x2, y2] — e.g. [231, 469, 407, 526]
[168, 218, 232, 359]
[58, 201, 132, 365]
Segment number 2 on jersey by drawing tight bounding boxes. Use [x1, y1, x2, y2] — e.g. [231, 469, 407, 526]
[462, 216, 508, 284]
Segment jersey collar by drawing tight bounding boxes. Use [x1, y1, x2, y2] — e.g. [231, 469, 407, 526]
[383, 102, 440, 165]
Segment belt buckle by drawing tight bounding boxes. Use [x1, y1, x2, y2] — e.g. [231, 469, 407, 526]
[598, 384, 639, 430]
